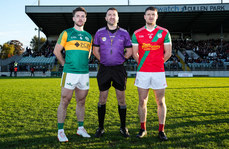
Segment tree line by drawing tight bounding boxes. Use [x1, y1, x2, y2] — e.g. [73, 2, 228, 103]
[0, 36, 46, 59]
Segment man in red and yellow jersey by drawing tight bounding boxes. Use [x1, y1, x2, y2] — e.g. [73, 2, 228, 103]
[54, 7, 92, 142]
[132, 6, 172, 141]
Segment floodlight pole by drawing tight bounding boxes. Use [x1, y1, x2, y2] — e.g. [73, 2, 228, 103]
[37, 1, 41, 51]
[35, 27, 41, 52]
[38, 28, 40, 51]
[220, 24, 223, 52]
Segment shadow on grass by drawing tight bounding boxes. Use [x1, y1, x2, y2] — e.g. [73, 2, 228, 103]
[167, 111, 229, 120]
[164, 130, 229, 148]
[1, 127, 228, 148]
[167, 118, 229, 130]
[0, 128, 99, 148]
[1, 115, 228, 148]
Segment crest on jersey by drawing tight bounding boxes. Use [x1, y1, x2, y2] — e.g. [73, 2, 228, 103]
[157, 33, 162, 38]
[102, 37, 106, 41]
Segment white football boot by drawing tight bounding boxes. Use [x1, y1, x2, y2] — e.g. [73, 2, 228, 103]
[57, 129, 68, 142]
[77, 127, 91, 138]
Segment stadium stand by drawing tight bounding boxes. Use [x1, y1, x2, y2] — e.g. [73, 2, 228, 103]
[18, 56, 55, 65]
[1, 4, 229, 77]
[1, 38, 228, 77]
[173, 39, 229, 71]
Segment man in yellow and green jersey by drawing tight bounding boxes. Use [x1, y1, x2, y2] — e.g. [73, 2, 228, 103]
[53, 7, 92, 142]
[57, 26, 92, 74]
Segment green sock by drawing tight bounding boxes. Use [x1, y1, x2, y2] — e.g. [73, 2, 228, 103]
[58, 123, 64, 130]
[78, 121, 84, 127]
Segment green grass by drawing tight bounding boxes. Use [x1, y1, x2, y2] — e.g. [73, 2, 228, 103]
[0, 77, 229, 148]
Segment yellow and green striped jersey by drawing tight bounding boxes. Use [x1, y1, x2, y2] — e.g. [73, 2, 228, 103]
[57, 27, 92, 74]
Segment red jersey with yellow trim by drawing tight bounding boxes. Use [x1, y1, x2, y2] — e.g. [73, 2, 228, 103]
[132, 25, 171, 72]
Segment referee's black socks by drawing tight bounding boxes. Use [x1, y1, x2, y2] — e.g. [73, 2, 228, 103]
[98, 103, 106, 129]
[118, 105, 127, 129]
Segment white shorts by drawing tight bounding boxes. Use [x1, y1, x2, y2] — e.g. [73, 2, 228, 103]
[135, 72, 167, 89]
[61, 72, 89, 90]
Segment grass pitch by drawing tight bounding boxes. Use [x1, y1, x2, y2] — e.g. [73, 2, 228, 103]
[0, 77, 228, 148]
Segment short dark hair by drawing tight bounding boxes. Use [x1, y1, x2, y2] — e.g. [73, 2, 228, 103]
[72, 7, 87, 17]
[145, 6, 158, 14]
[106, 7, 118, 14]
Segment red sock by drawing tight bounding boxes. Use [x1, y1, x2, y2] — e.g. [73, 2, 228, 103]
[141, 122, 146, 130]
[159, 124, 164, 132]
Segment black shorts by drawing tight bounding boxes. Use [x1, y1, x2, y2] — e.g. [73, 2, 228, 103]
[97, 64, 127, 91]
